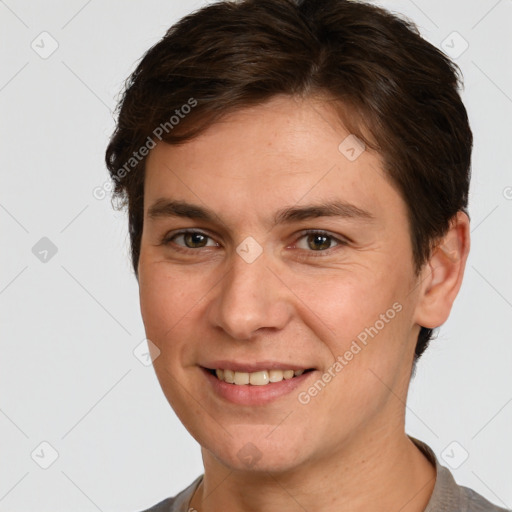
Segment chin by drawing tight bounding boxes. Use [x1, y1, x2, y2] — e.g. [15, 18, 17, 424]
[200, 429, 312, 474]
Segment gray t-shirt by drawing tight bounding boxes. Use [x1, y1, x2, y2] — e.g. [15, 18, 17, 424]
[139, 437, 509, 511]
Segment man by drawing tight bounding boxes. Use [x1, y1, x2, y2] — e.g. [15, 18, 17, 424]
[105, 0, 508, 510]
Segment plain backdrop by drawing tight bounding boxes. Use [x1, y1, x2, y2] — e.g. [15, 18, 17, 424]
[1, 0, 511, 510]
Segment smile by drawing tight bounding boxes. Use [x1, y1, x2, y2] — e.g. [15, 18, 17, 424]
[211, 368, 313, 385]
[200, 362, 317, 405]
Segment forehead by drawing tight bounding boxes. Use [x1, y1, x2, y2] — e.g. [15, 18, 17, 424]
[143, 95, 406, 229]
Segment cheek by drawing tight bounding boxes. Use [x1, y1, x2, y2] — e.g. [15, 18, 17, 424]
[287, 265, 413, 399]
[287, 266, 404, 343]
[138, 264, 204, 415]
[138, 263, 200, 351]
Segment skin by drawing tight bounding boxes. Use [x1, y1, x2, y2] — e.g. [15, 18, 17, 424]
[138, 95, 470, 512]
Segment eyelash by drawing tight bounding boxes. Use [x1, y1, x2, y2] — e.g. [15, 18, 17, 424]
[160, 229, 348, 258]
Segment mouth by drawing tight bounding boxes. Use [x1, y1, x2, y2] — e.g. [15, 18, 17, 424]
[201, 365, 316, 405]
[204, 367, 315, 386]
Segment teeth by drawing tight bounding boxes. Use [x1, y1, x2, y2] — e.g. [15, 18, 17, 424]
[214, 368, 308, 385]
[235, 371, 250, 385]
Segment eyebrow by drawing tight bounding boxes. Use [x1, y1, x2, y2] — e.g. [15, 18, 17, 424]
[147, 198, 374, 226]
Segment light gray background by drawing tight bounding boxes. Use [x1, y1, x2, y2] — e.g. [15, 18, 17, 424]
[1, 0, 511, 510]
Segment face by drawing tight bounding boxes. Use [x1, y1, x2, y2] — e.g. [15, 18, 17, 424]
[138, 95, 424, 472]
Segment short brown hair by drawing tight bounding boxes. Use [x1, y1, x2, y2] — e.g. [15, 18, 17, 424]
[105, 0, 472, 359]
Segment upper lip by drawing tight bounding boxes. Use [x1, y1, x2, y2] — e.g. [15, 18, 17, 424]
[201, 361, 314, 373]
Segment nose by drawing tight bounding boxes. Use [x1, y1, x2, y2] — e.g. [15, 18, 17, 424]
[206, 246, 293, 340]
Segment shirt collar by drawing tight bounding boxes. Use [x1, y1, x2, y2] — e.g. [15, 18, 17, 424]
[409, 435, 468, 511]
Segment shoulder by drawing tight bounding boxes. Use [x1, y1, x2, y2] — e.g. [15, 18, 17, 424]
[461, 484, 510, 512]
[409, 437, 510, 512]
[139, 496, 175, 512]
[136, 475, 203, 512]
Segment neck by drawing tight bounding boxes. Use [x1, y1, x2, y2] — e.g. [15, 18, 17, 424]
[190, 430, 436, 512]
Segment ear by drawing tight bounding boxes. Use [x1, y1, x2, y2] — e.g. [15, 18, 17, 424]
[413, 211, 470, 329]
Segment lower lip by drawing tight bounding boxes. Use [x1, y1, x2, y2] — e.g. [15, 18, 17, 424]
[201, 367, 315, 405]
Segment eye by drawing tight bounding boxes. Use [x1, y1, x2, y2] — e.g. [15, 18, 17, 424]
[160, 229, 347, 256]
[293, 230, 347, 253]
[163, 230, 218, 250]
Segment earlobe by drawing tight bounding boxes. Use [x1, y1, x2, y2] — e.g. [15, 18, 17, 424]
[414, 211, 471, 329]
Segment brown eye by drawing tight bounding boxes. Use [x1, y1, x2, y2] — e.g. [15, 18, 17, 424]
[164, 231, 217, 249]
[182, 232, 208, 248]
[306, 233, 333, 251]
[295, 231, 342, 252]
